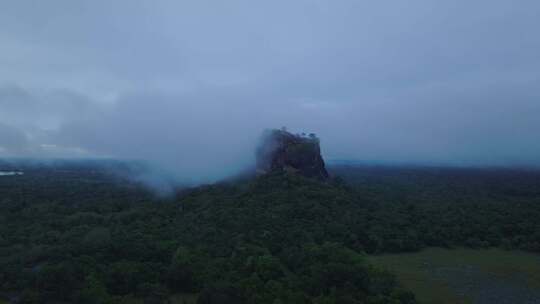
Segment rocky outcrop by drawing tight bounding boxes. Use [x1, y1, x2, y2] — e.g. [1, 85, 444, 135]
[256, 128, 329, 179]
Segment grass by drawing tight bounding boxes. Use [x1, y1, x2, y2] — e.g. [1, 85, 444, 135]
[368, 247, 540, 304]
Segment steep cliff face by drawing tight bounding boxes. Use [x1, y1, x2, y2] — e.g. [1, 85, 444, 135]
[256, 129, 329, 179]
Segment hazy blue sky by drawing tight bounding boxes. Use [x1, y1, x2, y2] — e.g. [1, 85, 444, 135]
[1, 0, 539, 180]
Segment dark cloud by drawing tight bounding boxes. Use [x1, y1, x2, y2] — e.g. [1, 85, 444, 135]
[0, 123, 28, 154]
[1, 0, 540, 181]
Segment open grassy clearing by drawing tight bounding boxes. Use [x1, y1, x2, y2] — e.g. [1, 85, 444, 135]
[368, 248, 540, 304]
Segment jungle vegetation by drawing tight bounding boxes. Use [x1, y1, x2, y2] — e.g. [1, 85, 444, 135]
[1, 161, 540, 303]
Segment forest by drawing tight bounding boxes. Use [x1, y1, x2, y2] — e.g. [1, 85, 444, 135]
[1, 161, 540, 303]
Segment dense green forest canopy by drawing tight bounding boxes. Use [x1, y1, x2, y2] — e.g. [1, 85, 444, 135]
[1, 160, 540, 303]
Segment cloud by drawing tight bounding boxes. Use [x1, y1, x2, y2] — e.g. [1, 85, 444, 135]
[0, 0, 540, 181]
[0, 123, 28, 155]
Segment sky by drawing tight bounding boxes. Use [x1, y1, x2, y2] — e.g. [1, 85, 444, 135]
[1, 0, 540, 181]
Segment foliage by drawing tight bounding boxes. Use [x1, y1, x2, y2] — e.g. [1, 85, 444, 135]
[2, 161, 540, 302]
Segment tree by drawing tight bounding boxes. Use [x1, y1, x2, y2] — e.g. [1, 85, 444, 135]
[167, 247, 200, 292]
[79, 273, 111, 304]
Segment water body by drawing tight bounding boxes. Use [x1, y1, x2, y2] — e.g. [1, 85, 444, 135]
[0, 171, 24, 176]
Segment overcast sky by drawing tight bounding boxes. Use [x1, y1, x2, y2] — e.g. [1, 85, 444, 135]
[1, 0, 540, 181]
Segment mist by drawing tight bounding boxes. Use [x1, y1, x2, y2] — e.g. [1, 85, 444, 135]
[1, 0, 540, 184]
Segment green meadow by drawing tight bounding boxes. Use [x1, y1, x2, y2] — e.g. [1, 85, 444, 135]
[369, 248, 540, 304]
